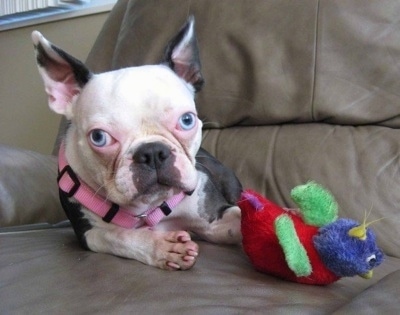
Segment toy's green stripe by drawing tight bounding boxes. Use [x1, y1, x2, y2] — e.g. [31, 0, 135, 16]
[274, 214, 312, 277]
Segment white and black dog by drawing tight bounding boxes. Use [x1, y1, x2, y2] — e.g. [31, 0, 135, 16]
[32, 17, 242, 270]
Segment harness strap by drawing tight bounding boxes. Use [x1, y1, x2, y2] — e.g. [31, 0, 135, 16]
[57, 142, 185, 229]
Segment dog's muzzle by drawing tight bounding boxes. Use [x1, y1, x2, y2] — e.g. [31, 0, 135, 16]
[130, 142, 184, 194]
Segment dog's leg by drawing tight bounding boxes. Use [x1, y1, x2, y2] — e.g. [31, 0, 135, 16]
[198, 206, 242, 245]
[83, 211, 199, 270]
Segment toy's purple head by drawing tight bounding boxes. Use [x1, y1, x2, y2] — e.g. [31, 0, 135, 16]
[313, 218, 384, 279]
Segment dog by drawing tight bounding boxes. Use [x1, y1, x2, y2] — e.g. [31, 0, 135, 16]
[32, 16, 243, 270]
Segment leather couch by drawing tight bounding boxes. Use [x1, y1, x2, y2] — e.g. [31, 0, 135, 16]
[2, 0, 400, 313]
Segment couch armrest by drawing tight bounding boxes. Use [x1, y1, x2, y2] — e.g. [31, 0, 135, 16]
[0, 144, 66, 227]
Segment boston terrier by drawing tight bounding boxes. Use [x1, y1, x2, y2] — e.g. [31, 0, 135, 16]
[32, 17, 242, 270]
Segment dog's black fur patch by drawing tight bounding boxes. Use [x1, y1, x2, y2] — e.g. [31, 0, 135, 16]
[195, 148, 242, 222]
[162, 16, 204, 92]
[59, 190, 91, 249]
[35, 41, 92, 88]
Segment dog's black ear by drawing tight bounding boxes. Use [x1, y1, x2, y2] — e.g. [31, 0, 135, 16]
[163, 16, 204, 92]
[32, 31, 92, 118]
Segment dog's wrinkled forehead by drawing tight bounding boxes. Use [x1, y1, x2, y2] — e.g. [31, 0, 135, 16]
[77, 65, 196, 128]
[85, 65, 195, 109]
[71, 65, 196, 137]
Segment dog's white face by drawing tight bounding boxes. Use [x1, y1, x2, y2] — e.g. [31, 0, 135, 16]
[33, 18, 205, 214]
[67, 66, 202, 210]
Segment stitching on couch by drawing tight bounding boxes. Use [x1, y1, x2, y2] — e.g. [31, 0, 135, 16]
[310, 0, 320, 122]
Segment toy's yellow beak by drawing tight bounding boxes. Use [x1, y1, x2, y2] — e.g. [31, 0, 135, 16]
[359, 270, 373, 279]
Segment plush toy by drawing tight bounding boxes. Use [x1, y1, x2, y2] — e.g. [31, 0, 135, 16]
[239, 181, 384, 285]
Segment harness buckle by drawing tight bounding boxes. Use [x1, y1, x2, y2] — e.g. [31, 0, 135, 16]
[57, 165, 81, 198]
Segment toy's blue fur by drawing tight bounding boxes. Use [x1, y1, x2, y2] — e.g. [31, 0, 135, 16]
[313, 218, 384, 277]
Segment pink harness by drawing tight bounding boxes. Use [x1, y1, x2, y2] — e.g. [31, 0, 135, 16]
[57, 143, 186, 229]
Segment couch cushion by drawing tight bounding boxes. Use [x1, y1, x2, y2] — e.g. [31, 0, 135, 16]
[332, 269, 400, 314]
[314, 1, 400, 127]
[1, 227, 399, 314]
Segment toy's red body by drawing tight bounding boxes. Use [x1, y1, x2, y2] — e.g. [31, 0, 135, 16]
[240, 190, 340, 285]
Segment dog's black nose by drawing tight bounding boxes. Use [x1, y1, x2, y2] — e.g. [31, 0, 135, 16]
[133, 142, 172, 169]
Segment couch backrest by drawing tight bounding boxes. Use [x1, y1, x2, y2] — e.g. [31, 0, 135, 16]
[87, 0, 400, 128]
[85, 0, 400, 257]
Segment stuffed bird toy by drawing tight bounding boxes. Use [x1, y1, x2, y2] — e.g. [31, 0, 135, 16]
[239, 182, 384, 285]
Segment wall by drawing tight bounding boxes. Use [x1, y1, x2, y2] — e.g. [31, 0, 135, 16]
[0, 13, 109, 154]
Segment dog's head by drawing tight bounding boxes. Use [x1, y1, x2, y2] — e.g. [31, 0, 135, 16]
[33, 17, 204, 212]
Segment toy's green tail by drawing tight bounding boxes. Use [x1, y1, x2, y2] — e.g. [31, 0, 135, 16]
[291, 181, 338, 226]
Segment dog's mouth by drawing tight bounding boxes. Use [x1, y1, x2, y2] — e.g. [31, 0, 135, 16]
[129, 142, 197, 198]
[132, 177, 188, 198]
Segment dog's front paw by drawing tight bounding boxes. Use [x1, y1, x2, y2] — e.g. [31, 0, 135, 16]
[155, 231, 199, 271]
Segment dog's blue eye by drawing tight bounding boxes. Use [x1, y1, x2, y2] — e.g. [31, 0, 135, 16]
[89, 129, 109, 147]
[178, 112, 196, 130]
